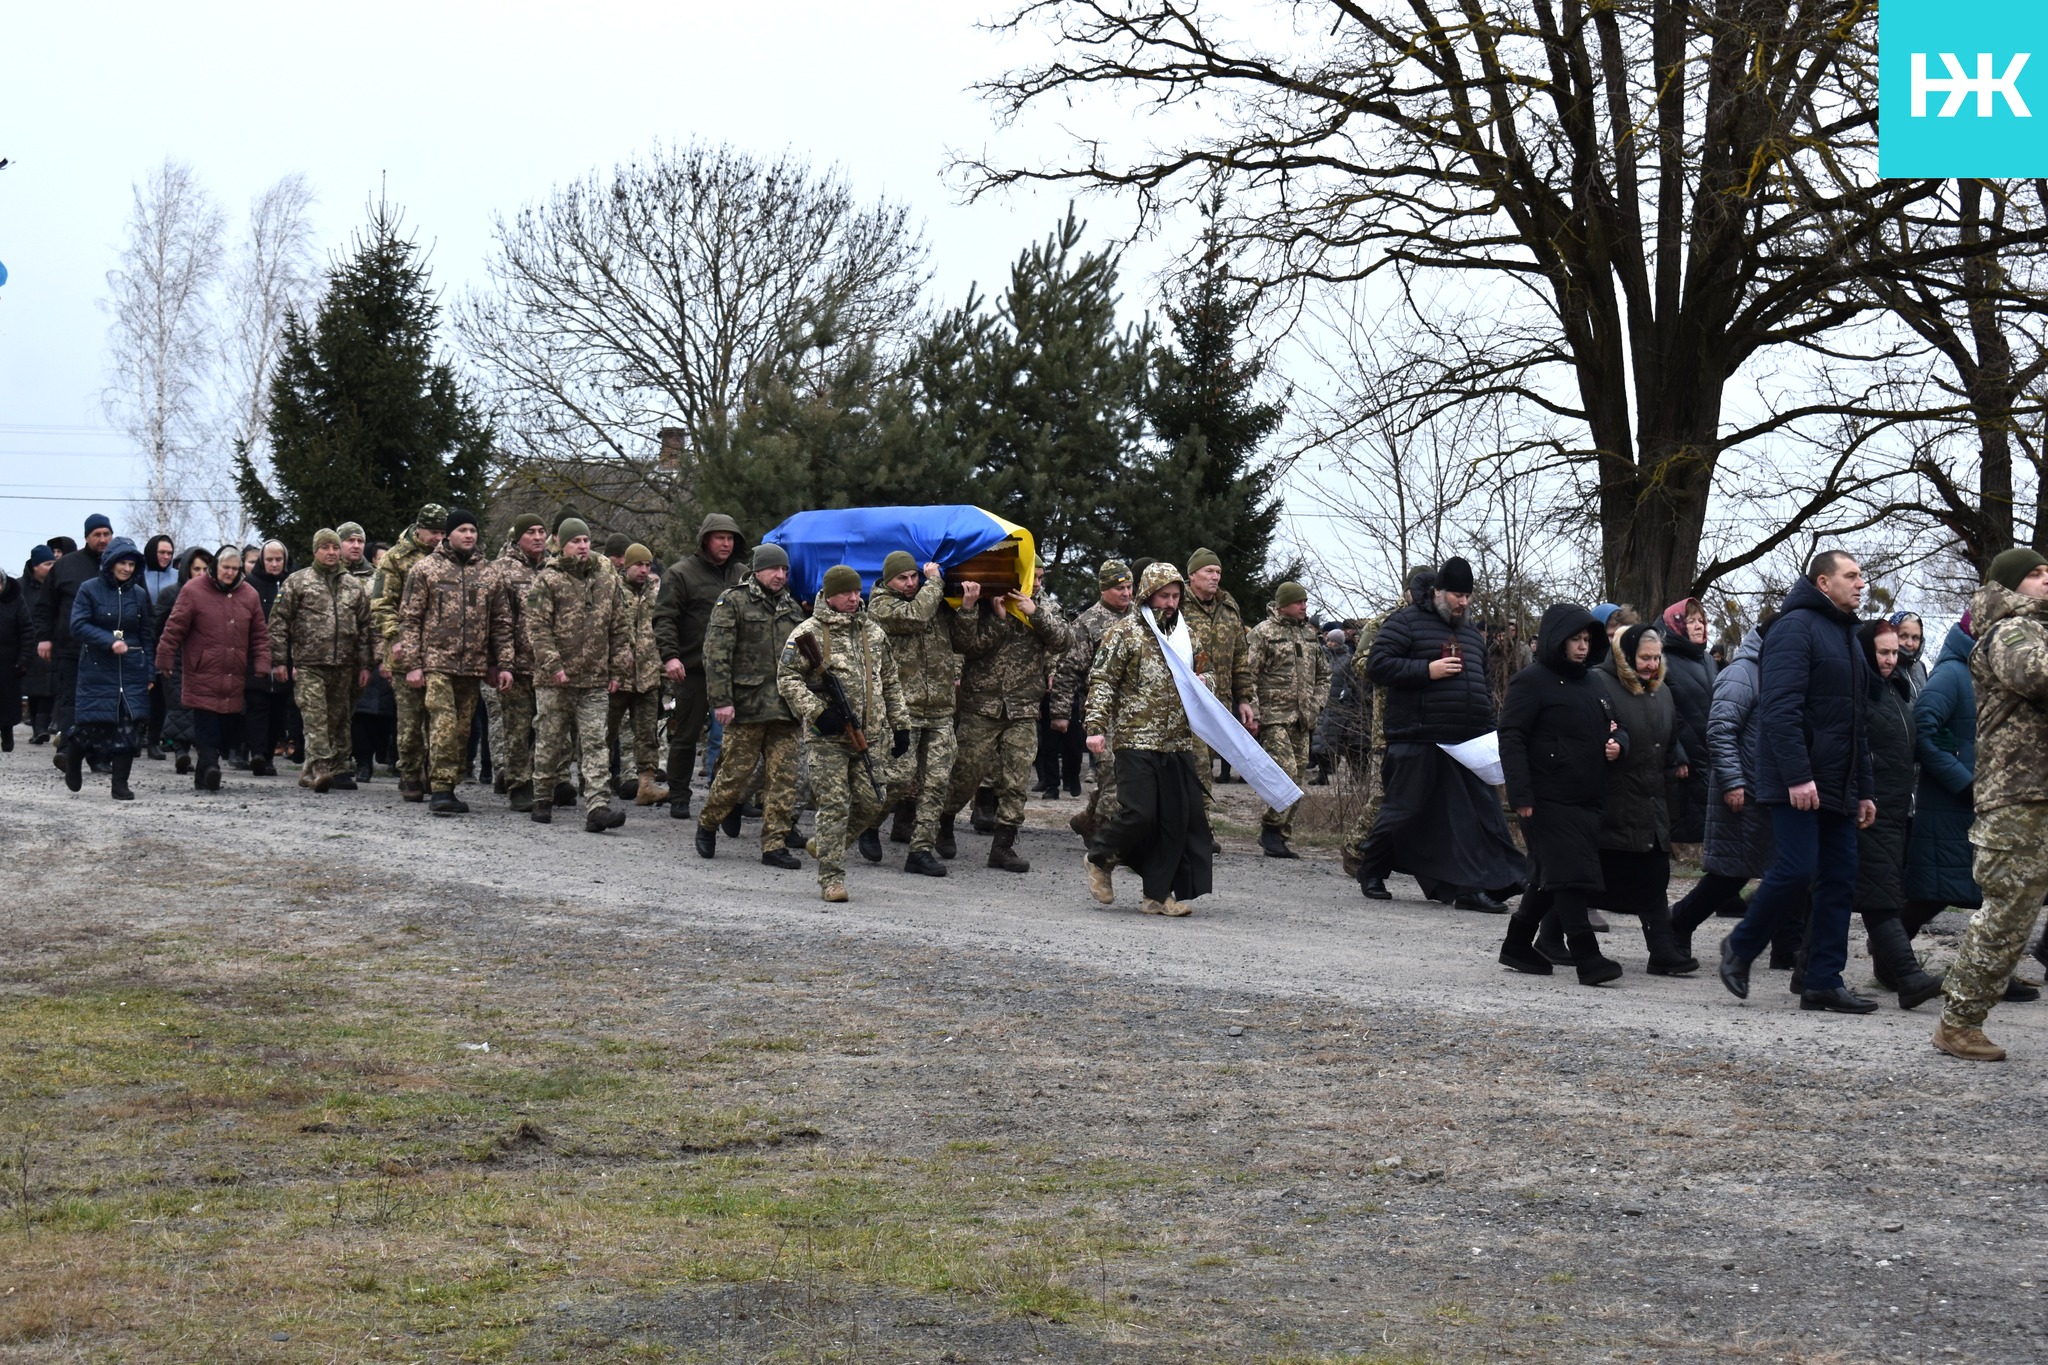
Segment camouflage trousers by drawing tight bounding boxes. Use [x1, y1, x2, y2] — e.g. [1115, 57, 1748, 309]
[294, 665, 355, 776]
[484, 678, 535, 787]
[396, 674, 430, 784]
[1082, 743, 1120, 827]
[1941, 803, 2048, 1030]
[1258, 720, 1311, 833]
[703, 721, 799, 851]
[607, 687, 661, 773]
[886, 721, 957, 854]
[535, 686, 613, 813]
[422, 673, 481, 793]
[945, 712, 1035, 826]
[810, 737, 887, 888]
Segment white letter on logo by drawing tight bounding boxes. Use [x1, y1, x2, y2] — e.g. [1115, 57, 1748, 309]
[1911, 52, 2031, 118]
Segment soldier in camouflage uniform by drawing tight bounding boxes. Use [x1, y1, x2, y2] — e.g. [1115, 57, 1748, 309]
[1182, 548, 1256, 819]
[869, 550, 961, 876]
[490, 516, 548, 809]
[944, 576, 1073, 873]
[1083, 562, 1212, 916]
[1934, 548, 2048, 1061]
[696, 543, 805, 867]
[778, 565, 909, 903]
[394, 509, 513, 815]
[1051, 560, 1133, 844]
[371, 505, 447, 800]
[1246, 581, 1331, 858]
[609, 544, 670, 807]
[526, 518, 632, 833]
[268, 528, 373, 793]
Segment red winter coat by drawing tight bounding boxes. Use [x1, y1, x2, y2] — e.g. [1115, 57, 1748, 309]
[155, 575, 272, 714]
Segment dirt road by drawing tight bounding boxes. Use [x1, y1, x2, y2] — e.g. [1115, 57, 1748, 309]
[4, 756, 2045, 1363]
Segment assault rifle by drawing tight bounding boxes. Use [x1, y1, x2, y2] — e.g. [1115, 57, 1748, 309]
[794, 631, 883, 798]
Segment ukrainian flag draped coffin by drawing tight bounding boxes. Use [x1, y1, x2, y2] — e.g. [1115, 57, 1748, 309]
[761, 506, 1036, 605]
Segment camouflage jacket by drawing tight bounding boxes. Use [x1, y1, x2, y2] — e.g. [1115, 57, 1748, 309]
[1969, 581, 2048, 814]
[1184, 588, 1251, 706]
[526, 554, 630, 690]
[705, 577, 803, 724]
[949, 598, 1074, 721]
[488, 540, 545, 678]
[1247, 607, 1332, 727]
[396, 542, 512, 678]
[778, 600, 909, 747]
[868, 578, 960, 722]
[1049, 598, 1131, 720]
[620, 575, 664, 693]
[370, 528, 435, 672]
[1085, 612, 1193, 752]
[269, 562, 373, 671]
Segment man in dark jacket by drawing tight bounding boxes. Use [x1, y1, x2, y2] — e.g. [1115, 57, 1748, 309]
[652, 513, 748, 818]
[1352, 556, 1526, 910]
[32, 512, 113, 759]
[1718, 551, 1879, 1013]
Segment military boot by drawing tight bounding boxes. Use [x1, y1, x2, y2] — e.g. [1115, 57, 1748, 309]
[936, 812, 958, 860]
[329, 767, 358, 791]
[585, 804, 626, 833]
[971, 787, 997, 834]
[429, 790, 463, 816]
[506, 781, 534, 813]
[1086, 855, 1114, 905]
[987, 823, 1029, 874]
[858, 827, 884, 864]
[1069, 805, 1098, 843]
[400, 776, 426, 803]
[888, 799, 916, 844]
[905, 849, 947, 878]
[695, 823, 717, 859]
[311, 765, 335, 794]
[1931, 1020, 2006, 1061]
[635, 770, 670, 806]
[353, 754, 373, 783]
[1258, 827, 1297, 859]
[553, 781, 578, 808]
[530, 797, 553, 824]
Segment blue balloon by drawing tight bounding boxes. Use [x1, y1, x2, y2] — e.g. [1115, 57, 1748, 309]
[0, 260, 8, 287]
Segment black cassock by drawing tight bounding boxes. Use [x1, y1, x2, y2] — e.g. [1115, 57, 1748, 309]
[1359, 742, 1527, 901]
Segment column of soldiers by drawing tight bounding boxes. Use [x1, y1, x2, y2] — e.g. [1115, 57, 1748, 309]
[249, 508, 1338, 899]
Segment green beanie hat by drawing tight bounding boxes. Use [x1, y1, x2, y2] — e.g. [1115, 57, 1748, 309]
[557, 517, 591, 543]
[1187, 547, 1222, 575]
[881, 550, 918, 580]
[1275, 581, 1307, 608]
[1990, 546, 2048, 592]
[623, 543, 653, 568]
[313, 528, 342, 551]
[821, 564, 863, 597]
[336, 521, 366, 541]
[1098, 560, 1132, 589]
[752, 543, 790, 572]
[510, 514, 543, 537]
[604, 532, 632, 558]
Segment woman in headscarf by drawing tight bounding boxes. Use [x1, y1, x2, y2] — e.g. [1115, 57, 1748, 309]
[1888, 611, 1929, 697]
[1852, 619, 1943, 1008]
[155, 546, 272, 792]
[153, 546, 212, 773]
[20, 545, 59, 742]
[1497, 603, 1625, 984]
[64, 536, 155, 799]
[1657, 598, 1717, 844]
[1591, 624, 1696, 973]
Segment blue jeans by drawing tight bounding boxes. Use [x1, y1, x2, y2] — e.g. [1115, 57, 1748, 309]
[1729, 804, 1859, 992]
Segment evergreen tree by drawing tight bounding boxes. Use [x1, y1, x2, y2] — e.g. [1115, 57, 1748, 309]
[1137, 209, 1288, 608]
[237, 200, 491, 554]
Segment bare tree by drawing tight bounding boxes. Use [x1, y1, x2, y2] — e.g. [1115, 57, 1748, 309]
[961, 1, 2048, 608]
[458, 141, 928, 519]
[213, 174, 321, 545]
[103, 159, 224, 544]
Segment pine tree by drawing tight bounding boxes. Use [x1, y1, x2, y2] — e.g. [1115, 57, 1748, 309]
[237, 200, 491, 555]
[1137, 209, 1287, 607]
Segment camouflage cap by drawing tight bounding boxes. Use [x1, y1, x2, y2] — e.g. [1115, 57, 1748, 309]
[1098, 560, 1133, 589]
[1137, 561, 1185, 602]
[415, 503, 449, 532]
[336, 521, 366, 541]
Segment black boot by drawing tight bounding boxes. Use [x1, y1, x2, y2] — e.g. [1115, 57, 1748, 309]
[1, 726, 12, 753]
[1642, 904, 1700, 975]
[722, 806, 743, 838]
[1568, 931, 1622, 986]
[1865, 916, 1944, 1010]
[1499, 915, 1553, 975]
[63, 743, 84, 792]
[197, 746, 221, 791]
[888, 799, 916, 844]
[505, 781, 532, 812]
[857, 826, 884, 864]
[553, 781, 578, 808]
[531, 798, 553, 824]
[429, 790, 464, 816]
[110, 754, 134, 800]
[905, 849, 948, 878]
[175, 747, 192, 774]
[1358, 874, 1392, 901]
[1259, 827, 1298, 859]
[695, 823, 717, 859]
[971, 787, 997, 834]
[762, 847, 801, 869]
[669, 746, 695, 819]
[988, 823, 1030, 873]
[936, 812, 958, 860]
[1535, 913, 1572, 965]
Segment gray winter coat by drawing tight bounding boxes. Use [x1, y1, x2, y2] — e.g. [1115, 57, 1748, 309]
[1702, 628, 1776, 880]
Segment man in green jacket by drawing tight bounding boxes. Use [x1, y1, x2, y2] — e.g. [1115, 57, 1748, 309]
[652, 513, 748, 818]
[695, 544, 806, 867]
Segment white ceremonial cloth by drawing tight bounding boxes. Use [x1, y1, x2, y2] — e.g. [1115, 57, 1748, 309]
[1141, 606, 1305, 813]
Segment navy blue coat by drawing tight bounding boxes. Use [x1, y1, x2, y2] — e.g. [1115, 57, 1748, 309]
[1754, 577, 1874, 813]
[1905, 624, 1981, 908]
[1366, 598, 1497, 744]
[68, 539, 156, 725]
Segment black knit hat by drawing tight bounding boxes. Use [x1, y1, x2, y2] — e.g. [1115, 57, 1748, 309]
[444, 508, 479, 535]
[1436, 556, 1475, 594]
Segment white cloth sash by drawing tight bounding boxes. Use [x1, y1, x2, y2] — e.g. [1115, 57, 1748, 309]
[1141, 607, 1305, 813]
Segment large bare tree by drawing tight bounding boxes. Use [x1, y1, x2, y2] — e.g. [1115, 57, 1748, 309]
[458, 141, 927, 520]
[103, 158, 223, 544]
[962, 1, 2048, 606]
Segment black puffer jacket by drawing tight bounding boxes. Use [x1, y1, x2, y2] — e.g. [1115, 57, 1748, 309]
[1366, 595, 1496, 744]
[1657, 609, 1716, 842]
[31, 544, 102, 663]
[1855, 629, 1917, 915]
[1499, 604, 1620, 893]
[19, 567, 56, 699]
[0, 570, 30, 700]
[1592, 645, 1686, 854]
[1755, 576, 1874, 812]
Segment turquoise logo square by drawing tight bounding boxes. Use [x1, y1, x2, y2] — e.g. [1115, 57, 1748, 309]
[1882, 0, 2048, 176]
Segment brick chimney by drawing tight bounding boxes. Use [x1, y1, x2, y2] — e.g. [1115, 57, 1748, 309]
[657, 427, 687, 470]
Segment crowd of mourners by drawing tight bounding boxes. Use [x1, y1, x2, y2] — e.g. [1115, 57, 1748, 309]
[6, 511, 2048, 1062]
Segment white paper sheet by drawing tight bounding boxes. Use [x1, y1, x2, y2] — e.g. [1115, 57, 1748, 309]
[1437, 731, 1505, 787]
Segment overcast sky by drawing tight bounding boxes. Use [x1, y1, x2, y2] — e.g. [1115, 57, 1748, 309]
[0, 0, 1210, 569]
